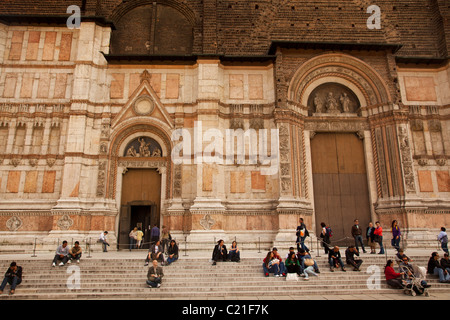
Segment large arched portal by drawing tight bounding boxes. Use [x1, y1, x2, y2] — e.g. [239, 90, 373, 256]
[288, 53, 393, 245]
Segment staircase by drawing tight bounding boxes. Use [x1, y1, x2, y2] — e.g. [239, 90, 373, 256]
[0, 252, 448, 300]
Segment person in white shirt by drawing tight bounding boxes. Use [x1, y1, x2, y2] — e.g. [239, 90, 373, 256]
[144, 240, 165, 266]
[52, 241, 70, 266]
[438, 227, 449, 254]
[99, 231, 110, 252]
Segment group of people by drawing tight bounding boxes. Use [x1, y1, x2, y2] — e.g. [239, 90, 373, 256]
[51, 240, 83, 267]
[211, 240, 241, 265]
[384, 249, 450, 292]
[128, 225, 171, 251]
[263, 247, 321, 280]
[1, 220, 448, 295]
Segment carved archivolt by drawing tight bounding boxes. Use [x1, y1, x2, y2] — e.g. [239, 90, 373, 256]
[288, 53, 391, 107]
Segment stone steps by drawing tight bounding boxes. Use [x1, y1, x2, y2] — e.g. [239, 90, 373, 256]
[0, 255, 446, 300]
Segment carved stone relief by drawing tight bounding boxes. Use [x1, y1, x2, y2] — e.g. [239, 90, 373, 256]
[57, 214, 73, 230]
[124, 136, 163, 158]
[307, 83, 360, 116]
[199, 214, 215, 230]
[173, 164, 182, 197]
[6, 216, 22, 231]
[397, 126, 416, 194]
[278, 124, 292, 194]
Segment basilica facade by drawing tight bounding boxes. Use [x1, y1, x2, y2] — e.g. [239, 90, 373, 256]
[0, 0, 449, 251]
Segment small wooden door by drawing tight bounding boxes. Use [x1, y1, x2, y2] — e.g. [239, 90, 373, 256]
[118, 169, 161, 249]
[311, 133, 371, 245]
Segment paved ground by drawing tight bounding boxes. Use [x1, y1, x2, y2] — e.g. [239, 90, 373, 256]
[1, 247, 449, 301]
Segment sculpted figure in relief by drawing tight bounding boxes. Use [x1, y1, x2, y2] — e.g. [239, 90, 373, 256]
[340, 92, 351, 113]
[326, 92, 340, 113]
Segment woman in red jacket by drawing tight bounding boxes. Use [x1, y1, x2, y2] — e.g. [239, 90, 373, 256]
[384, 259, 405, 289]
[374, 221, 385, 254]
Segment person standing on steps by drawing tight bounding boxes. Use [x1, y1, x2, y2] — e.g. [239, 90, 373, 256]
[366, 222, 376, 254]
[136, 227, 144, 249]
[438, 227, 449, 254]
[320, 222, 331, 254]
[351, 219, 366, 253]
[129, 227, 137, 251]
[150, 224, 160, 245]
[374, 221, 384, 254]
[296, 217, 309, 252]
[391, 220, 401, 252]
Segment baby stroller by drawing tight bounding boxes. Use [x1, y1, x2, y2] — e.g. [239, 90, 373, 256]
[399, 263, 430, 297]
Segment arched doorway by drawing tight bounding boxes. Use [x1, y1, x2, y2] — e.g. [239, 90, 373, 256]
[107, 130, 171, 250]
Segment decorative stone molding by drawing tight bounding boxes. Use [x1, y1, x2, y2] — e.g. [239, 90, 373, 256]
[57, 214, 74, 230]
[118, 159, 167, 169]
[417, 157, 428, 167]
[356, 130, 365, 140]
[10, 158, 21, 167]
[133, 95, 155, 116]
[397, 125, 416, 193]
[435, 156, 446, 166]
[29, 159, 38, 167]
[47, 157, 56, 167]
[6, 216, 22, 231]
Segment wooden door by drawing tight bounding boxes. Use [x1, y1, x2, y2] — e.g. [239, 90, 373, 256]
[118, 169, 161, 249]
[311, 133, 371, 245]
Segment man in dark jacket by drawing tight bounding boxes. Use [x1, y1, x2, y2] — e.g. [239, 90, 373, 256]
[146, 260, 164, 288]
[328, 246, 346, 272]
[427, 252, 450, 283]
[212, 239, 227, 265]
[351, 219, 366, 253]
[0, 262, 22, 295]
[441, 253, 450, 273]
[345, 246, 363, 271]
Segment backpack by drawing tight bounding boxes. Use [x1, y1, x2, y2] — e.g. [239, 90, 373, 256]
[326, 227, 333, 238]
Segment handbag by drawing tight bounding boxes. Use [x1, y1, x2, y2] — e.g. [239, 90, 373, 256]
[304, 258, 314, 267]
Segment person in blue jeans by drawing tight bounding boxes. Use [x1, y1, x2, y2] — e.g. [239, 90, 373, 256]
[296, 218, 309, 252]
[328, 246, 346, 272]
[391, 220, 401, 252]
[0, 262, 22, 295]
[227, 241, 240, 262]
[166, 240, 179, 265]
[438, 227, 449, 254]
[427, 252, 450, 283]
[351, 219, 366, 253]
[263, 251, 281, 277]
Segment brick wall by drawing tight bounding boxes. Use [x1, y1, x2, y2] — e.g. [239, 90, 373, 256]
[1, 0, 448, 58]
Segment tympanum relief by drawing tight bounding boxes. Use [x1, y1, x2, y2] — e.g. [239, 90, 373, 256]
[307, 83, 360, 116]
